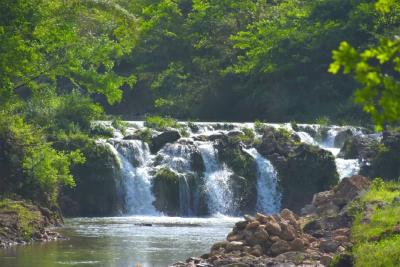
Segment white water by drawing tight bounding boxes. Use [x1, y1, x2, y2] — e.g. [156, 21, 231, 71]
[95, 120, 371, 216]
[198, 142, 236, 215]
[111, 140, 159, 215]
[244, 148, 281, 214]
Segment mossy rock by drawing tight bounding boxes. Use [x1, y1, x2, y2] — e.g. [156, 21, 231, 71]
[360, 131, 400, 181]
[152, 168, 180, 216]
[256, 127, 339, 212]
[57, 139, 123, 217]
[0, 199, 62, 242]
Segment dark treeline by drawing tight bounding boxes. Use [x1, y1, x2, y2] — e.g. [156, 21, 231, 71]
[104, 0, 399, 124]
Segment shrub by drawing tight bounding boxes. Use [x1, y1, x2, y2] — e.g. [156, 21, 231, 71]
[145, 115, 180, 130]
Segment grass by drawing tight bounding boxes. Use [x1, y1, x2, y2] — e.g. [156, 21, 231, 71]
[348, 178, 400, 267]
[353, 235, 400, 267]
[0, 199, 42, 241]
[144, 116, 180, 130]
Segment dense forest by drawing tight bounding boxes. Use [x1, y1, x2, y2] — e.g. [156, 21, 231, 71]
[1, 0, 400, 266]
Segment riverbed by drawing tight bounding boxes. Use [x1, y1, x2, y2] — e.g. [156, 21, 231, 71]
[0, 216, 239, 267]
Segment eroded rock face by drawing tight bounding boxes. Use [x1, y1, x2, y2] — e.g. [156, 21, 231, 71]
[172, 175, 370, 267]
[151, 130, 181, 153]
[256, 127, 339, 212]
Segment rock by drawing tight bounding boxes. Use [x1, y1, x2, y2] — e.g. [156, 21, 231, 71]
[211, 241, 229, 252]
[255, 213, 269, 223]
[227, 232, 243, 242]
[280, 209, 298, 223]
[334, 129, 354, 148]
[246, 227, 269, 246]
[290, 238, 305, 251]
[333, 228, 350, 237]
[338, 135, 377, 160]
[235, 221, 248, 230]
[320, 255, 333, 266]
[250, 245, 263, 257]
[226, 241, 244, 252]
[151, 130, 181, 153]
[279, 222, 296, 241]
[332, 176, 370, 206]
[244, 215, 255, 222]
[333, 235, 349, 243]
[265, 221, 282, 236]
[319, 240, 340, 253]
[245, 220, 260, 230]
[270, 239, 291, 256]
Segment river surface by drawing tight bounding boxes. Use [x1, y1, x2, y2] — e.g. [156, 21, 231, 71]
[0, 216, 239, 267]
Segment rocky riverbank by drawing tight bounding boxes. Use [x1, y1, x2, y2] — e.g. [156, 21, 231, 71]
[173, 175, 370, 267]
[0, 199, 64, 248]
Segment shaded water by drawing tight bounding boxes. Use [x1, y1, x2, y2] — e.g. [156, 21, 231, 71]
[0, 216, 238, 267]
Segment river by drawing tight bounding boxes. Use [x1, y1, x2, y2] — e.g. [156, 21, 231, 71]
[0, 216, 238, 267]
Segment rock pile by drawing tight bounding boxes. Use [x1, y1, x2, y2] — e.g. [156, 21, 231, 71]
[172, 175, 371, 267]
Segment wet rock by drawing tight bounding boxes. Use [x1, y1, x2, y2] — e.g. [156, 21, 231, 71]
[151, 130, 181, 153]
[334, 129, 354, 148]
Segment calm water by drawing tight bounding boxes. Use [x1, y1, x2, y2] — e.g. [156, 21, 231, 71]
[0, 216, 238, 267]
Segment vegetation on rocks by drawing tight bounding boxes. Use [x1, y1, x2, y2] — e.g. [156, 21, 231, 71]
[256, 126, 338, 212]
[0, 199, 63, 247]
[349, 179, 400, 267]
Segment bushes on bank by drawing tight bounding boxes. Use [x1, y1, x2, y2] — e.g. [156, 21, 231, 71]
[349, 179, 400, 267]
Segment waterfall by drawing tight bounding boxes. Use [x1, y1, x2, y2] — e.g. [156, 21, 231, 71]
[98, 121, 366, 217]
[111, 140, 159, 215]
[244, 148, 281, 214]
[198, 143, 235, 215]
[157, 142, 195, 216]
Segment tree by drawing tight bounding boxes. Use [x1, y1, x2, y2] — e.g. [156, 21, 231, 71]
[329, 0, 400, 130]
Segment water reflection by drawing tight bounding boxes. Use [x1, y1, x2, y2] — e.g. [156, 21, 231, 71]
[0, 216, 238, 267]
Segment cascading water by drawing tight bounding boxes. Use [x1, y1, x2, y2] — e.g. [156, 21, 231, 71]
[110, 139, 159, 215]
[157, 142, 196, 216]
[96, 120, 370, 217]
[244, 148, 281, 214]
[292, 125, 361, 179]
[198, 143, 235, 215]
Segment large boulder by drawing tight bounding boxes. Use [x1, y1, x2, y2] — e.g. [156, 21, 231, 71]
[257, 127, 338, 212]
[360, 131, 400, 181]
[338, 134, 378, 160]
[151, 168, 181, 216]
[58, 140, 123, 217]
[334, 129, 354, 148]
[150, 130, 181, 153]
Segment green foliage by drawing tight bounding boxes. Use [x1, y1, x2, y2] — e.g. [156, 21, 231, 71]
[254, 120, 267, 134]
[0, 199, 41, 241]
[90, 124, 114, 138]
[315, 116, 331, 126]
[137, 128, 153, 144]
[144, 115, 180, 130]
[350, 179, 400, 267]
[329, 0, 400, 130]
[0, 112, 84, 205]
[111, 117, 128, 135]
[239, 127, 255, 144]
[353, 235, 400, 267]
[330, 38, 400, 130]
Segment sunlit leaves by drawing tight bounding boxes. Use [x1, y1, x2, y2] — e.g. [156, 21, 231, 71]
[330, 38, 400, 130]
